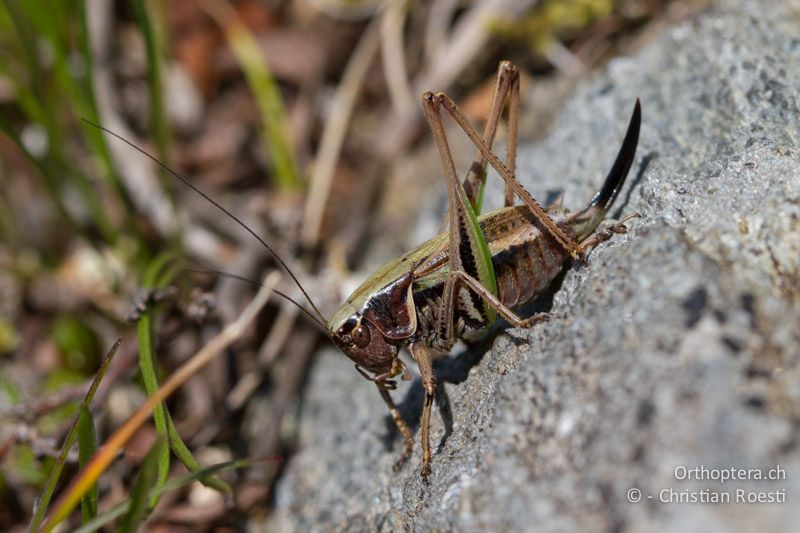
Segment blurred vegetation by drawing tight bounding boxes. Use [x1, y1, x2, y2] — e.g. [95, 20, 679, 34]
[0, 1, 135, 248]
[513, 0, 618, 52]
[0, 0, 694, 530]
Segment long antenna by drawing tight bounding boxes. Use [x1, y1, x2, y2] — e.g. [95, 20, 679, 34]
[84, 119, 329, 326]
[182, 267, 329, 333]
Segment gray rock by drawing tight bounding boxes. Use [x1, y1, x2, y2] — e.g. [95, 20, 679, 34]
[266, 1, 800, 531]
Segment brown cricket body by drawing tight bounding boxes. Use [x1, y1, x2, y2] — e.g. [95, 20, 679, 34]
[411, 205, 576, 344]
[328, 61, 641, 479]
[90, 62, 643, 485]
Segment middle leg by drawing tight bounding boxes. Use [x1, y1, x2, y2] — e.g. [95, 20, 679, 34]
[375, 383, 414, 472]
[409, 341, 436, 480]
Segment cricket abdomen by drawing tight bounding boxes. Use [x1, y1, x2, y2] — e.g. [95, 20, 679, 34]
[480, 204, 574, 310]
[410, 204, 576, 344]
[492, 230, 570, 309]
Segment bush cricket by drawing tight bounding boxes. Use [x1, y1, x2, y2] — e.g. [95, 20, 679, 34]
[328, 62, 640, 479]
[94, 61, 640, 480]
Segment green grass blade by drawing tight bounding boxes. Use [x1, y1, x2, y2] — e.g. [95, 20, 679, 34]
[12, 0, 120, 245]
[76, 406, 98, 523]
[130, 0, 171, 169]
[136, 252, 230, 500]
[0, 115, 79, 235]
[205, 1, 300, 189]
[2, 0, 44, 98]
[28, 339, 121, 533]
[165, 411, 232, 495]
[72, 457, 277, 533]
[461, 185, 497, 323]
[75, 0, 140, 235]
[0, 4, 83, 238]
[39, 273, 279, 532]
[118, 437, 166, 533]
[135, 253, 179, 498]
[232, 29, 300, 189]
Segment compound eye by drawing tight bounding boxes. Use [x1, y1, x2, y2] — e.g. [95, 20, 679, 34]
[352, 324, 370, 348]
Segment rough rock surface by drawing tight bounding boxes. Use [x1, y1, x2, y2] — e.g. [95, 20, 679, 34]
[267, 1, 800, 531]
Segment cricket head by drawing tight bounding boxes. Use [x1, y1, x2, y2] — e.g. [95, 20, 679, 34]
[328, 271, 418, 375]
[330, 314, 400, 374]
